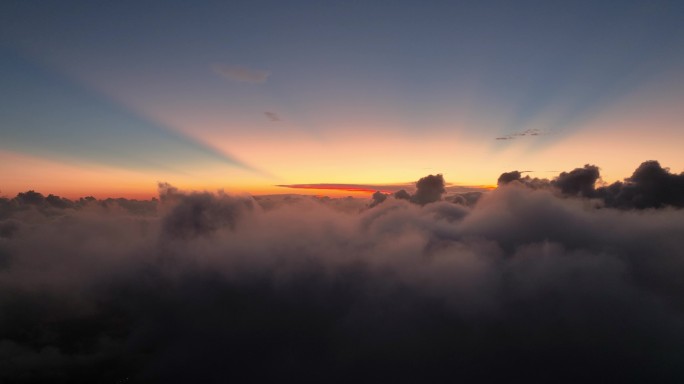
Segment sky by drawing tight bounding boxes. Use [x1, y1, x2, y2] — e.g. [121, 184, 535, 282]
[3, 3, 684, 380]
[1, 0, 684, 198]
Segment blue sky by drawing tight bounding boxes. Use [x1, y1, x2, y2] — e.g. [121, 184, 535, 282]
[1, 0, 684, 195]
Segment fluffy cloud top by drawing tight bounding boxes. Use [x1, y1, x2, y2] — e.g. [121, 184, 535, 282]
[498, 160, 684, 209]
[1, 161, 684, 383]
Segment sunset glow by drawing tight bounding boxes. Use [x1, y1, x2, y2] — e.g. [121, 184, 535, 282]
[2, 1, 683, 198]
[2, 2, 684, 382]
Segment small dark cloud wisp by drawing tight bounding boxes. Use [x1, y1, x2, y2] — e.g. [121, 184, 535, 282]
[212, 63, 271, 83]
[264, 111, 281, 122]
[496, 128, 545, 141]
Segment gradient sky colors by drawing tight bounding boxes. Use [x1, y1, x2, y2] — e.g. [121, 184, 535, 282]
[1, 1, 683, 198]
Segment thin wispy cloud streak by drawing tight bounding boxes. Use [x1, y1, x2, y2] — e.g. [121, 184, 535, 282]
[264, 111, 281, 122]
[495, 128, 545, 141]
[277, 182, 492, 195]
[277, 183, 412, 194]
[1, 161, 684, 383]
[212, 64, 271, 83]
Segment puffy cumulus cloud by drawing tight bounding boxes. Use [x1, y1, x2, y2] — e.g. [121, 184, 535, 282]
[1, 172, 684, 382]
[0, 190, 158, 221]
[597, 160, 684, 209]
[393, 189, 411, 201]
[446, 191, 483, 207]
[498, 161, 684, 210]
[369, 191, 388, 208]
[497, 171, 550, 190]
[552, 164, 601, 198]
[157, 182, 256, 239]
[15, 190, 46, 206]
[254, 194, 367, 214]
[368, 174, 447, 208]
[411, 174, 446, 205]
[497, 170, 522, 186]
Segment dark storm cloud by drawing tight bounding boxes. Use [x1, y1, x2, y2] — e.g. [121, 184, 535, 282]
[2, 165, 684, 383]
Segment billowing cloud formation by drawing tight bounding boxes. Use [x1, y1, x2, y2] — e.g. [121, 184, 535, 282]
[369, 191, 388, 208]
[411, 174, 446, 205]
[158, 183, 255, 239]
[278, 180, 487, 203]
[552, 164, 600, 197]
[497, 170, 522, 185]
[447, 191, 483, 207]
[2, 165, 684, 383]
[212, 64, 271, 83]
[497, 171, 550, 189]
[597, 161, 684, 209]
[500, 161, 684, 209]
[367, 174, 448, 207]
[394, 189, 411, 200]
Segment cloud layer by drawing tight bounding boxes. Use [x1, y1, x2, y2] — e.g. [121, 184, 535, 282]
[1, 162, 684, 383]
[499, 160, 684, 209]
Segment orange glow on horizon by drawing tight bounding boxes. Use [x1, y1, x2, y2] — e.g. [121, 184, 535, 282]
[277, 185, 396, 194]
